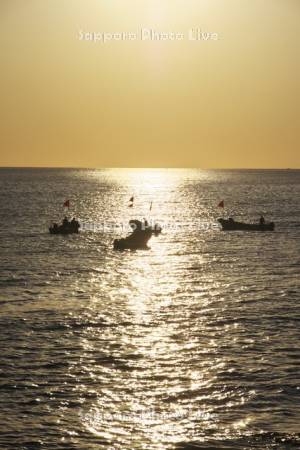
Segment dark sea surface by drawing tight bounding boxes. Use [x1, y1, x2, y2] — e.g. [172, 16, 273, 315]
[0, 168, 299, 450]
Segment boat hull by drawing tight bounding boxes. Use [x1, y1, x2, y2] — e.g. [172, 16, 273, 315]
[113, 238, 150, 251]
[49, 225, 80, 235]
[113, 226, 153, 250]
[218, 218, 275, 231]
[113, 231, 152, 250]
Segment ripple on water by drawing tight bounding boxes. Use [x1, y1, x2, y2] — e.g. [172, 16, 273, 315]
[0, 169, 300, 449]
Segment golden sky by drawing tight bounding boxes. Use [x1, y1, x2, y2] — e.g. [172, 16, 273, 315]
[0, 0, 299, 168]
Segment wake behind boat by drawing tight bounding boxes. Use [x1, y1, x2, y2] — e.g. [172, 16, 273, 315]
[218, 217, 275, 231]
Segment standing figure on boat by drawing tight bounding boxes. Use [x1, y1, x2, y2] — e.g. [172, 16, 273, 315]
[63, 217, 69, 227]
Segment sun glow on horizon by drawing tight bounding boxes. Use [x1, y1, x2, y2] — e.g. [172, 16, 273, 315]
[0, 0, 299, 168]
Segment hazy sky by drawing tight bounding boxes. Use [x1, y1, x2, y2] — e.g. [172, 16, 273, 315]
[0, 0, 299, 168]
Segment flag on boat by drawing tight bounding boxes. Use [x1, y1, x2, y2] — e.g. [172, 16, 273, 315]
[63, 199, 70, 208]
[218, 200, 224, 208]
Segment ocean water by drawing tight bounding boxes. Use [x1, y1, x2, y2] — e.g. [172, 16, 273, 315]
[0, 168, 299, 450]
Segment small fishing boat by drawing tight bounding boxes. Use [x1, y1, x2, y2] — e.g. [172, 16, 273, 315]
[113, 219, 153, 250]
[49, 220, 80, 235]
[218, 218, 275, 231]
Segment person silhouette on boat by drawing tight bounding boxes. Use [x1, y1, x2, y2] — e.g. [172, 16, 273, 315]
[71, 217, 80, 230]
[259, 216, 265, 226]
[62, 216, 69, 228]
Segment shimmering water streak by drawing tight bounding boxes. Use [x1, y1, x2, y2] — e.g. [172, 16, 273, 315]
[0, 169, 299, 449]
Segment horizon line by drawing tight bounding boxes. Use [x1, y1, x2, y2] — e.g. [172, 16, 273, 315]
[0, 166, 299, 171]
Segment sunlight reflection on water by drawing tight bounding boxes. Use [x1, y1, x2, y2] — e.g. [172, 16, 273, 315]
[0, 169, 299, 449]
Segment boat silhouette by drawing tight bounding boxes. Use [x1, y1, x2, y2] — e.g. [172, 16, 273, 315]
[113, 219, 157, 250]
[218, 218, 275, 231]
